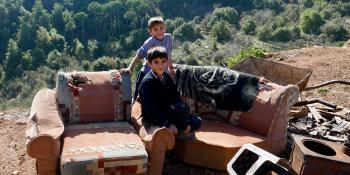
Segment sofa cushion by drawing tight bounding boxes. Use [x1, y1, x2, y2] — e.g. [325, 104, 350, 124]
[60, 122, 147, 175]
[173, 120, 272, 170]
[56, 70, 131, 123]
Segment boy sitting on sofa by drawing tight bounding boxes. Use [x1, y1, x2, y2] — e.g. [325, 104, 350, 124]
[138, 46, 202, 136]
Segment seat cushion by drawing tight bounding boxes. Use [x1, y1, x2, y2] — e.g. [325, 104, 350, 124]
[60, 122, 147, 175]
[173, 120, 272, 170]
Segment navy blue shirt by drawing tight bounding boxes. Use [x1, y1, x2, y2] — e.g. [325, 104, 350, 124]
[139, 70, 181, 127]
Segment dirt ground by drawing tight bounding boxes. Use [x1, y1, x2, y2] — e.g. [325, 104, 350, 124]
[0, 45, 349, 175]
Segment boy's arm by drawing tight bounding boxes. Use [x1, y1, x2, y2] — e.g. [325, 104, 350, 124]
[140, 79, 172, 127]
[121, 38, 153, 74]
[124, 54, 141, 73]
[168, 35, 175, 78]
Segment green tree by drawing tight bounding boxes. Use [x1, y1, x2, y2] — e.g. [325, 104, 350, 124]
[36, 27, 65, 54]
[36, 27, 50, 53]
[63, 10, 76, 41]
[209, 7, 239, 27]
[32, 0, 50, 29]
[51, 3, 64, 33]
[88, 2, 103, 39]
[290, 26, 301, 40]
[73, 39, 85, 61]
[173, 22, 200, 42]
[17, 8, 35, 51]
[300, 0, 314, 8]
[126, 28, 148, 50]
[241, 18, 256, 35]
[165, 17, 185, 34]
[92, 56, 117, 71]
[256, 26, 271, 41]
[49, 29, 65, 52]
[321, 21, 349, 42]
[74, 12, 88, 42]
[271, 27, 292, 42]
[4, 39, 23, 80]
[30, 48, 45, 70]
[210, 21, 231, 43]
[299, 9, 325, 35]
[87, 39, 98, 60]
[47, 49, 63, 70]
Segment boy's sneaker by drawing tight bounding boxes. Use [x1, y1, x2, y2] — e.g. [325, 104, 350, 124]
[176, 132, 196, 140]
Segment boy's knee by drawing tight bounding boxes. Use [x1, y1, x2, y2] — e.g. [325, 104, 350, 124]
[189, 114, 202, 131]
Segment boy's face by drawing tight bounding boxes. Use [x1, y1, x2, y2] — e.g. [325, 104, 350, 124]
[148, 57, 167, 77]
[149, 23, 166, 40]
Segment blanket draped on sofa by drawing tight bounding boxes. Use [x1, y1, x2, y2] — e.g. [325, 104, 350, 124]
[175, 65, 260, 111]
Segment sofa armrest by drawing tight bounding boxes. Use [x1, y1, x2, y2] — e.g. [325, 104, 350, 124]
[26, 89, 64, 175]
[131, 101, 175, 175]
[266, 84, 299, 153]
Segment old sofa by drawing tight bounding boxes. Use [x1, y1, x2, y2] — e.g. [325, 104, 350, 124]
[25, 70, 170, 175]
[131, 65, 300, 171]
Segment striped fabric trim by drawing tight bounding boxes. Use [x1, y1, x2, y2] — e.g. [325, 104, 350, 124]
[64, 122, 133, 131]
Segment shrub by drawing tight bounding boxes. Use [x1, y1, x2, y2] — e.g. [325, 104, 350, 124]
[256, 26, 271, 41]
[299, 9, 325, 35]
[210, 20, 231, 43]
[271, 28, 292, 42]
[173, 22, 201, 42]
[226, 47, 267, 68]
[92, 56, 117, 71]
[208, 7, 239, 27]
[321, 21, 349, 42]
[241, 18, 256, 35]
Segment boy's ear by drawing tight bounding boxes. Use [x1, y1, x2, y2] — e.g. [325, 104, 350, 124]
[146, 60, 151, 66]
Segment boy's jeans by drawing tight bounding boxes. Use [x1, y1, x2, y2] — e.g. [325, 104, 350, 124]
[169, 103, 202, 132]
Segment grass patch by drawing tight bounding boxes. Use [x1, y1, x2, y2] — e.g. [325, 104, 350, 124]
[318, 88, 329, 94]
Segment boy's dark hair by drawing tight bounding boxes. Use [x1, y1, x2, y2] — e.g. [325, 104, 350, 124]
[148, 16, 165, 30]
[147, 46, 168, 62]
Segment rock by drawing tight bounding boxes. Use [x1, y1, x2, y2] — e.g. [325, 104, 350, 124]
[12, 170, 20, 174]
[15, 118, 27, 125]
[342, 39, 350, 48]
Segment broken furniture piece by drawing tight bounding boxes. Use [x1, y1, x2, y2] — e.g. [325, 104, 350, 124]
[26, 71, 149, 175]
[290, 134, 350, 175]
[172, 80, 298, 170]
[131, 64, 300, 171]
[227, 143, 296, 175]
[232, 57, 312, 92]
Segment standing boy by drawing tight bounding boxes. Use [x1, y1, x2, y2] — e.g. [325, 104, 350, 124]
[139, 46, 201, 136]
[122, 16, 175, 101]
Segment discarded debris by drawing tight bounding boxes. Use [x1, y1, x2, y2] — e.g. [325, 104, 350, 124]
[289, 101, 350, 143]
[307, 105, 327, 123]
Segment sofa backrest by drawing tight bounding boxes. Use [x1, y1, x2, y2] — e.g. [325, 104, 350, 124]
[181, 82, 299, 137]
[56, 70, 131, 124]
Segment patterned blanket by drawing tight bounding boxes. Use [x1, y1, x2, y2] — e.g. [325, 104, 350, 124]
[175, 65, 259, 111]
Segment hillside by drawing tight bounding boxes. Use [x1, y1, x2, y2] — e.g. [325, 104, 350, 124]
[1, 45, 349, 174]
[1, 0, 350, 110]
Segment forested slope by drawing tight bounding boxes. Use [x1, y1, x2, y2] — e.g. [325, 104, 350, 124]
[0, 0, 349, 110]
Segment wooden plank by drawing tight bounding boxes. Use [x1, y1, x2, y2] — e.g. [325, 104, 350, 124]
[307, 105, 327, 123]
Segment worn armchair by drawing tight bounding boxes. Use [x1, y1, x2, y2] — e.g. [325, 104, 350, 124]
[26, 70, 150, 175]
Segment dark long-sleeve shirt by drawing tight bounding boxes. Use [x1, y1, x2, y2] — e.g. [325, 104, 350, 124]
[139, 71, 181, 127]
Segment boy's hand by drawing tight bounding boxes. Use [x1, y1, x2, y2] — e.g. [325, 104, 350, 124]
[119, 68, 131, 75]
[184, 125, 191, 135]
[259, 77, 269, 84]
[169, 124, 178, 135]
